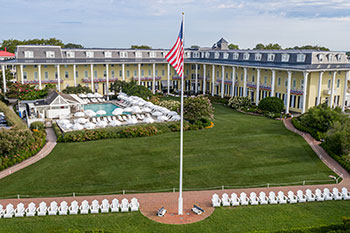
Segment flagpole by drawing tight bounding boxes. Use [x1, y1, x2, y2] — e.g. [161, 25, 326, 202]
[178, 12, 184, 216]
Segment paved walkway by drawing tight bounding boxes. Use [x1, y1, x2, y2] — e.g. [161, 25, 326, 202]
[0, 119, 349, 225]
[0, 128, 57, 179]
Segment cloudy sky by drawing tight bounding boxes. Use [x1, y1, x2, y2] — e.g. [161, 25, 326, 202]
[1, 0, 350, 50]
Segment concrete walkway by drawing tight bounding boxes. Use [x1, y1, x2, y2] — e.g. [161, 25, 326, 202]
[0, 128, 57, 179]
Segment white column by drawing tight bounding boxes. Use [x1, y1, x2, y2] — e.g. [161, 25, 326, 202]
[342, 71, 349, 111]
[20, 64, 24, 84]
[231, 66, 236, 97]
[256, 68, 261, 104]
[1, 65, 6, 93]
[138, 63, 141, 85]
[330, 71, 336, 108]
[106, 64, 109, 96]
[122, 63, 125, 81]
[243, 67, 247, 97]
[221, 65, 225, 98]
[38, 64, 42, 90]
[271, 69, 276, 97]
[195, 63, 198, 94]
[90, 64, 94, 92]
[167, 63, 170, 95]
[286, 71, 292, 114]
[152, 63, 156, 94]
[212, 64, 215, 96]
[57, 65, 61, 92]
[203, 64, 206, 95]
[73, 64, 77, 87]
[302, 72, 309, 114]
[317, 71, 324, 105]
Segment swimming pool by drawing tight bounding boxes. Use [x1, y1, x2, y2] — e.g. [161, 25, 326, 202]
[84, 103, 126, 116]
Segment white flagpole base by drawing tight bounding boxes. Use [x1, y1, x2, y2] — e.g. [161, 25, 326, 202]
[178, 196, 183, 215]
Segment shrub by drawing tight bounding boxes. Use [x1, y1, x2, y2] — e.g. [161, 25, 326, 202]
[63, 84, 92, 94]
[158, 100, 180, 112]
[258, 97, 284, 113]
[183, 96, 214, 122]
[205, 95, 230, 105]
[52, 122, 63, 140]
[6, 83, 54, 100]
[30, 121, 45, 131]
[110, 80, 153, 100]
[227, 96, 251, 110]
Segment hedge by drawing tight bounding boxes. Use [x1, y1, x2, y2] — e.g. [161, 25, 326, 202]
[321, 143, 350, 172]
[291, 117, 320, 140]
[52, 122, 63, 139]
[258, 97, 284, 113]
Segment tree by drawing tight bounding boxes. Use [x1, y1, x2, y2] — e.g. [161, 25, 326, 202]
[228, 43, 239, 50]
[131, 45, 152, 49]
[254, 43, 265, 50]
[62, 84, 92, 94]
[190, 45, 200, 49]
[64, 43, 84, 49]
[258, 97, 284, 113]
[287, 45, 330, 51]
[183, 96, 214, 122]
[110, 80, 153, 100]
[254, 43, 282, 50]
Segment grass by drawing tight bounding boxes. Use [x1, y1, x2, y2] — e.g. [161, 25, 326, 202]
[0, 104, 336, 197]
[0, 101, 27, 129]
[0, 201, 349, 233]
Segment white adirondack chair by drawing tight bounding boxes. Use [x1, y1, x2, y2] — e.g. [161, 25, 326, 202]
[277, 191, 288, 204]
[259, 192, 268, 205]
[323, 188, 333, 201]
[48, 201, 58, 215]
[315, 189, 325, 201]
[239, 192, 249, 205]
[120, 198, 129, 212]
[58, 201, 68, 215]
[80, 200, 89, 214]
[305, 189, 316, 202]
[287, 191, 298, 204]
[268, 192, 278, 204]
[69, 201, 79, 215]
[4, 204, 14, 218]
[90, 200, 100, 214]
[100, 199, 110, 213]
[37, 202, 47, 216]
[249, 192, 259, 205]
[130, 198, 139, 211]
[26, 202, 37, 217]
[212, 194, 221, 207]
[297, 190, 307, 203]
[0, 204, 4, 218]
[110, 199, 119, 212]
[14, 203, 25, 217]
[342, 187, 350, 200]
[230, 193, 240, 206]
[221, 193, 231, 206]
[332, 188, 343, 200]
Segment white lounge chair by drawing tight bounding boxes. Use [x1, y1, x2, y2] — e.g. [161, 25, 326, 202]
[287, 191, 298, 204]
[296, 190, 307, 203]
[69, 201, 79, 215]
[120, 198, 129, 212]
[0, 204, 4, 218]
[249, 192, 259, 205]
[90, 200, 100, 214]
[92, 118, 97, 123]
[277, 191, 288, 204]
[14, 203, 25, 217]
[332, 188, 343, 200]
[130, 198, 139, 212]
[110, 199, 119, 212]
[221, 193, 230, 206]
[48, 201, 58, 215]
[323, 188, 333, 201]
[315, 189, 325, 201]
[100, 199, 110, 213]
[342, 187, 350, 200]
[4, 204, 14, 218]
[96, 117, 101, 122]
[80, 200, 89, 214]
[268, 191, 278, 204]
[231, 193, 240, 206]
[118, 116, 124, 122]
[259, 192, 268, 205]
[58, 201, 68, 215]
[240, 192, 249, 205]
[37, 202, 47, 216]
[212, 194, 221, 207]
[305, 189, 316, 202]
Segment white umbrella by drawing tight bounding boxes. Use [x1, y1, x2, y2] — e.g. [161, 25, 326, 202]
[85, 110, 96, 117]
[62, 123, 73, 130]
[137, 101, 145, 106]
[87, 93, 95, 98]
[152, 111, 163, 116]
[94, 93, 103, 98]
[168, 111, 178, 116]
[58, 119, 70, 125]
[84, 122, 96, 129]
[124, 107, 133, 112]
[74, 118, 88, 124]
[152, 106, 162, 111]
[74, 112, 85, 117]
[172, 115, 181, 121]
[160, 108, 170, 114]
[142, 107, 152, 113]
[144, 102, 154, 108]
[109, 120, 122, 127]
[126, 118, 138, 124]
[157, 115, 168, 122]
[143, 117, 154, 124]
[72, 123, 84, 131]
[131, 106, 142, 113]
[79, 93, 87, 98]
[96, 110, 107, 115]
[96, 121, 108, 128]
[112, 108, 124, 115]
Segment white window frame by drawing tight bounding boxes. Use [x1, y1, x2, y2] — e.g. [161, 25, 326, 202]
[243, 52, 250, 60]
[66, 51, 75, 58]
[281, 53, 290, 62]
[104, 51, 112, 58]
[214, 52, 220, 59]
[255, 53, 262, 61]
[150, 52, 156, 58]
[193, 52, 200, 58]
[135, 52, 142, 58]
[24, 51, 34, 58]
[185, 52, 191, 58]
[86, 51, 94, 58]
[120, 51, 128, 58]
[297, 54, 306, 62]
[223, 52, 229, 59]
[232, 52, 239, 60]
[318, 54, 324, 63]
[267, 54, 275, 62]
[205, 52, 210, 59]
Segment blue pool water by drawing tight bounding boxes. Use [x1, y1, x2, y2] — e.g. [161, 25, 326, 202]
[84, 103, 122, 116]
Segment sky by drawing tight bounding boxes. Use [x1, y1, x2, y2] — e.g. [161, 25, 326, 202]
[1, 0, 350, 50]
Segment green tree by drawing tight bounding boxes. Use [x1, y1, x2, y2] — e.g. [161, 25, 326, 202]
[228, 43, 239, 50]
[110, 80, 153, 100]
[64, 43, 84, 49]
[62, 84, 92, 94]
[254, 43, 282, 50]
[190, 45, 200, 49]
[287, 45, 330, 51]
[258, 97, 284, 113]
[254, 43, 265, 50]
[131, 45, 152, 49]
[183, 96, 214, 121]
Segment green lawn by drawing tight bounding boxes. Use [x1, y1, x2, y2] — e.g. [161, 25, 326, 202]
[0, 201, 349, 233]
[0, 105, 336, 197]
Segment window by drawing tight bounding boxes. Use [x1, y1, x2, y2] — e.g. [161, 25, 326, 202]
[214, 52, 220, 59]
[193, 52, 200, 58]
[155, 70, 158, 76]
[104, 51, 112, 58]
[223, 52, 229, 59]
[23, 72, 27, 80]
[285, 78, 288, 87]
[255, 53, 262, 61]
[233, 52, 239, 60]
[45, 72, 49, 80]
[119, 70, 122, 77]
[267, 54, 275, 62]
[66, 51, 75, 58]
[185, 52, 191, 58]
[76, 71, 78, 77]
[141, 70, 144, 76]
[44, 65, 48, 68]
[148, 70, 151, 76]
[103, 70, 107, 77]
[337, 79, 340, 88]
[93, 71, 97, 78]
[65, 71, 69, 79]
[336, 54, 342, 62]
[34, 72, 38, 80]
[292, 79, 296, 88]
[84, 71, 88, 78]
[135, 52, 142, 58]
[205, 52, 210, 58]
[243, 53, 250, 60]
[278, 77, 281, 86]
[150, 52, 156, 58]
[134, 70, 137, 76]
[281, 54, 290, 62]
[24, 51, 34, 58]
[252, 75, 255, 83]
[127, 70, 130, 77]
[86, 51, 94, 58]
[162, 70, 165, 76]
[301, 79, 304, 89]
[328, 79, 331, 88]
[120, 51, 128, 58]
[297, 54, 306, 62]
[64, 64, 68, 68]
[264, 76, 267, 84]
[111, 71, 115, 77]
[318, 54, 324, 63]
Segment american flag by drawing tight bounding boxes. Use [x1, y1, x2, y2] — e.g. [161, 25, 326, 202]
[165, 20, 184, 77]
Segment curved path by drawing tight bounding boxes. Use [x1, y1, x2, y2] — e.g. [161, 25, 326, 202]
[0, 119, 349, 225]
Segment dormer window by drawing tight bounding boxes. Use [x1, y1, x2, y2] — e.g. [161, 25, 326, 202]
[205, 52, 210, 59]
[24, 51, 34, 58]
[281, 53, 290, 62]
[336, 54, 342, 62]
[162, 52, 167, 58]
[46, 51, 55, 58]
[255, 53, 262, 61]
[318, 54, 324, 63]
[104, 51, 112, 58]
[201, 52, 205, 58]
[297, 54, 306, 62]
[120, 51, 128, 58]
[267, 54, 275, 61]
[243, 52, 250, 60]
[86, 51, 94, 58]
[223, 52, 229, 59]
[135, 52, 142, 58]
[66, 51, 75, 58]
[185, 52, 191, 58]
[233, 52, 239, 60]
[193, 52, 200, 58]
[150, 52, 156, 58]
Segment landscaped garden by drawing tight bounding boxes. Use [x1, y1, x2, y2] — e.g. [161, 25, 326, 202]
[0, 104, 336, 197]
